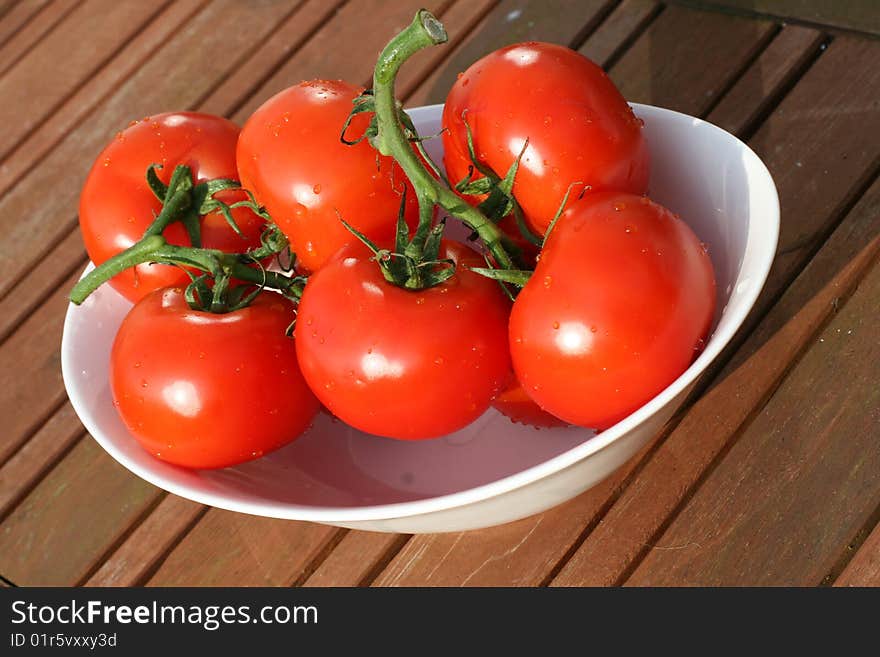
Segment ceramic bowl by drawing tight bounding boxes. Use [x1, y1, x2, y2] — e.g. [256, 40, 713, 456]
[61, 103, 779, 533]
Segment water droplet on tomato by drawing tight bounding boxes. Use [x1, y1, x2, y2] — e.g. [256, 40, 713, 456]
[140, 379, 148, 388]
[543, 275, 552, 288]
[102, 157, 111, 167]
[434, 357, 444, 365]
[133, 361, 141, 368]
[625, 225, 634, 234]
[313, 184, 322, 194]
[416, 297, 425, 305]
[613, 201, 626, 212]
[543, 115, 552, 126]
[552, 321, 560, 329]
[590, 326, 597, 333]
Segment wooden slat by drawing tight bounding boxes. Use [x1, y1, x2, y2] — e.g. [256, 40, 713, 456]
[609, 5, 775, 115]
[0, 0, 80, 78]
[552, 177, 880, 586]
[85, 495, 205, 587]
[303, 532, 410, 587]
[369, 6, 786, 587]
[0, 0, 207, 200]
[0, 271, 78, 464]
[745, 37, 880, 313]
[198, 0, 345, 118]
[0, 439, 158, 586]
[0, 0, 169, 163]
[0, 402, 84, 518]
[578, 0, 662, 68]
[0, 0, 295, 300]
[706, 24, 824, 136]
[0, 230, 85, 346]
[0, 0, 51, 47]
[145, 510, 338, 586]
[374, 444, 652, 586]
[624, 255, 880, 586]
[835, 522, 880, 587]
[406, 0, 614, 106]
[698, 0, 880, 37]
[231, 0, 451, 122]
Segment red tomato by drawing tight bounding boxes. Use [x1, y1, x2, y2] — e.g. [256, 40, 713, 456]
[79, 112, 266, 303]
[236, 80, 418, 273]
[295, 240, 512, 439]
[492, 377, 568, 429]
[111, 287, 319, 469]
[442, 42, 649, 235]
[510, 192, 716, 430]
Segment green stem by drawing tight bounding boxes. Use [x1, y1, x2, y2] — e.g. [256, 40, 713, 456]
[70, 236, 303, 306]
[371, 10, 515, 270]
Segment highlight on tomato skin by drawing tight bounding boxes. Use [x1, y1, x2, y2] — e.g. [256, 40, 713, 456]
[509, 191, 717, 431]
[78, 112, 266, 303]
[236, 79, 419, 273]
[110, 287, 320, 470]
[442, 41, 650, 236]
[294, 240, 513, 440]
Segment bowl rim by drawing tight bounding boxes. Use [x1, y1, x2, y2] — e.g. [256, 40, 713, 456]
[62, 102, 780, 523]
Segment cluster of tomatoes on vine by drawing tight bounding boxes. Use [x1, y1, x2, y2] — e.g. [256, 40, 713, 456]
[72, 11, 715, 469]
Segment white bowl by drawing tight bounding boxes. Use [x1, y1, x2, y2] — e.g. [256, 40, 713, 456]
[61, 104, 778, 533]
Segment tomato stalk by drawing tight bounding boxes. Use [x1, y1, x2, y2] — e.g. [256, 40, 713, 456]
[70, 164, 302, 310]
[70, 225, 305, 308]
[370, 10, 516, 273]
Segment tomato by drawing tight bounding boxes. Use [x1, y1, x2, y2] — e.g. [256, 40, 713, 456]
[492, 377, 568, 428]
[442, 42, 649, 236]
[510, 192, 716, 430]
[79, 112, 266, 303]
[236, 79, 418, 273]
[295, 240, 512, 439]
[111, 287, 319, 469]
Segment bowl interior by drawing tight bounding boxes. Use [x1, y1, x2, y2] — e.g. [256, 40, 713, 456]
[62, 103, 777, 521]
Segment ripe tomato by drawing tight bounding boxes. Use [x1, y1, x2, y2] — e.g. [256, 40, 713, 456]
[236, 80, 418, 273]
[442, 42, 649, 235]
[295, 240, 512, 439]
[79, 112, 266, 303]
[510, 192, 716, 430]
[111, 287, 319, 469]
[492, 377, 568, 429]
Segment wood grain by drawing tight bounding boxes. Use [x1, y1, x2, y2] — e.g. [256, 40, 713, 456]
[231, 0, 451, 122]
[303, 532, 410, 587]
[0, 0, 80, 78]
[0, 0, 169, 163]
[609, 5, 775, 115]
[0, 0, 208, 202]
[625, 256, 880, 586]
[706, 24, 824, 136]
[835, 522, 880, 587]
[0, 0, 52, 48]
[578, 0, 662, 68]
[0, 402, 84, 519]
[407, 0, 615, 106]
[0, 0, 296, 299]
[0, 270, 78, 464]
[373, 443, 652, 586]
[0, 438, 158, 586]
[85, 495, 205, 586]
[146, 509, 339, 586]
[552, 178, 880, 586]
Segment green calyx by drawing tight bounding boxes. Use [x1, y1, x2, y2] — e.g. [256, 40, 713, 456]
[70, 164, 301, 312]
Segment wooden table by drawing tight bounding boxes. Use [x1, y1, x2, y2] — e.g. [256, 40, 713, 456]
[1, 0, 878, 588]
